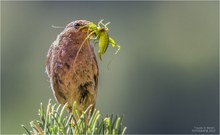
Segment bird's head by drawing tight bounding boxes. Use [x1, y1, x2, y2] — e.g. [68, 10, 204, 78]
[65, 20, 91, 32]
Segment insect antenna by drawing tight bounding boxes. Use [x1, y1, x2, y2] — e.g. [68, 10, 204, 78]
[51, 25, 65, 29]
[73, 30, 96, 68]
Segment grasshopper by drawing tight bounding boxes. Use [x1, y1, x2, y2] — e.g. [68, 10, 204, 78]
[80, 19, 121, 60]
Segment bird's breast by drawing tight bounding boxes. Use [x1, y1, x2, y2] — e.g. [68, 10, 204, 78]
[48, 33, 98, 106]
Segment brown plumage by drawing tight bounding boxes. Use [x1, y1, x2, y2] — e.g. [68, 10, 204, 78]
[46, 20, 98, 114]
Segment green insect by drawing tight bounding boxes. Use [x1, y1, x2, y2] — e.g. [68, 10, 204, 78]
[81, 19, 121, 60]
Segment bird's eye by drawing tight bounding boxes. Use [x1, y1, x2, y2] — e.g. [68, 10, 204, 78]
[74, 23, 81, 29]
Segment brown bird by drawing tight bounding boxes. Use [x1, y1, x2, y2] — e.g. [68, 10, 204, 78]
[46, 20, 99, 114]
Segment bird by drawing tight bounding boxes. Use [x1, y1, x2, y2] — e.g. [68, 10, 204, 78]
[45, 20, 99, 115]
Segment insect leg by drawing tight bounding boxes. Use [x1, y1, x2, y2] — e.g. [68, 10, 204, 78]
[115, 44, 121, 54]
[109, 37, 120, 54]
[99, 20, 110, 30]
[98, 19, 104, 27]
[103, 22, 111, 29]
[109, 37, 116, 47]
[91, 33, 100, 47]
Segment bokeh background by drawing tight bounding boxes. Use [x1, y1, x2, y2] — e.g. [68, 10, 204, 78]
[1, 1, 219, 134]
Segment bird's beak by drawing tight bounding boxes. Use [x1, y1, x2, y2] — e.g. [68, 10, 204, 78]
[80, 25, 90, 33]
[80, 22, 97, 33]
[81, 27, 89, 33]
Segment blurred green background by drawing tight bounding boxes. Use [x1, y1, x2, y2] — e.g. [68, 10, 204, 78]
[1, 1, 219, 134]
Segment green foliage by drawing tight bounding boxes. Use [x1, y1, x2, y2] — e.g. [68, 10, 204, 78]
[22, 100, 127, 135]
